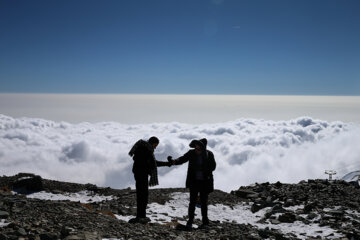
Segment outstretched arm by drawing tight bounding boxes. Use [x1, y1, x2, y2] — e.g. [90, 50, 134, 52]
[169, 151, 191, 165]
[156, 160, 172, 167]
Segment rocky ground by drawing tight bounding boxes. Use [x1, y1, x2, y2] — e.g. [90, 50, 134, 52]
[0, 173, 360, 240]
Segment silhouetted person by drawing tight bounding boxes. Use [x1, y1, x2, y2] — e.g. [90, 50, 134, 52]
[168, 138, 216, 229]
[128, 136, 172, 223]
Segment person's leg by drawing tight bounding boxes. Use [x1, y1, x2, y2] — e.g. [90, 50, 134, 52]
[135, 173, 148, 218]
[187, 185, 198, 225]
[200, 190, 209, 224]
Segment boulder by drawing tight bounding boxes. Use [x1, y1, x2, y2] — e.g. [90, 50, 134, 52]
[12, 173, 43, 193]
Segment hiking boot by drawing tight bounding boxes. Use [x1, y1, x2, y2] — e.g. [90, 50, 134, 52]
[198, 223, 210, 229]
[202, 218, 210, 225]
[199, 218, 210, 229]
[138, 217, 151, 224]
[128, 217, 139, 224]
[185, 221, 193, 231]
[128, 217, 150, 224]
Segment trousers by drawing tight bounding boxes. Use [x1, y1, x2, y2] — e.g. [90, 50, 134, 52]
[188, 180, 209, 224]
[134, 172, 149, 218]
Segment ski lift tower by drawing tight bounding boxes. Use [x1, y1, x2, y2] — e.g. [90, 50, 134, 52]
[325, 170, 337, 181]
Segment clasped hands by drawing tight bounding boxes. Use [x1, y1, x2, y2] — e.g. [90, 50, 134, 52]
[166, 156, 176, 167]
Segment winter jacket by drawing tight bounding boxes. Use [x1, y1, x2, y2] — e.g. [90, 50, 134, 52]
[129, 139, 169, 175]
[175, 143, 216, 193]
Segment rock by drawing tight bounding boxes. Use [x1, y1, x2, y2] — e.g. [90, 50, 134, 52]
[39, 233, 58, 240]
[283, 199, 295, 207]
[304, 202, 318, 213]
[265, 204, 285, 218]
[232, 189, 258, 198]
[16, 228, 27, 236]
[1, 174, 360, 240]
[64, 232, 101, 240]
[307, 213, 318, 220]
[270, 219, 281, 225]
[278, 212, 296, 223]
[258, 228, 271, 238]
[274, 181, 283, 188]
[251, 203, 263, 213]
[12, 173, 43, 193]
[0, 211, 9, 219]
[0, 233, 8, 240]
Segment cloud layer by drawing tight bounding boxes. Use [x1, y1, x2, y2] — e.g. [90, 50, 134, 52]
[1, 114, 360, 192]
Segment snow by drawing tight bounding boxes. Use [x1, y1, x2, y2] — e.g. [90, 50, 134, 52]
[0, 219, 10, 228]
[16, 190, 348, 238]
[25, 190, 116, 203]
[116, 192, 343, 239]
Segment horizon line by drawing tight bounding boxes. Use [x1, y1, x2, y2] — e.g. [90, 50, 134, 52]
[1, 92, 360, 97]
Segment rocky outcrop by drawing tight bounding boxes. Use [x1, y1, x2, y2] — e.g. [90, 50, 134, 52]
[12, 173, 44, 193]
[1, 174, 360, 239]
[231, 179, 360, 239]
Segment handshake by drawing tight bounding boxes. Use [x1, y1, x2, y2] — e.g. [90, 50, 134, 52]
[166, 156, 176, 167]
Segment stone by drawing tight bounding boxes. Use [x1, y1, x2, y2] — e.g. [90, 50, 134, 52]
[0, 211, 9, 219]
[307, 213, 318, 220]
[1, 174, 360, 240]
[0, 233, 7, 240]
[270, 219, 281, 225]
[250, 203, 263, 213]
[265, 204, 285, 218]
[232, 189, 258, 198]
[39, 233, 58, 240]
[278, 212, 296, 223]
[16, 228, 27, 236]
[13, 174, 43, 193]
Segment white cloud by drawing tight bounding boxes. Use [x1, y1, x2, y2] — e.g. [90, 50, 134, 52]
[0, 114, 360, 192]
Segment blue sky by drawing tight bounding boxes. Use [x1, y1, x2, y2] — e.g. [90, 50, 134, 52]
[0, 0, 359, 95]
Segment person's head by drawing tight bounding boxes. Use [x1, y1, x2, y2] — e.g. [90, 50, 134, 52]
[189, 139, 207, 155]
[194, 144, 202, 155]
[148, 136, 159, 149]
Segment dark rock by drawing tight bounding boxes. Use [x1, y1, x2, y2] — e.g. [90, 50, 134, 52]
[39, 233, 58, 240]
[283, 199, 295, 207]
[12, 173, 43, 193]
[250, 203, 263, 213]
[0, 234, 7, 240]
[1, 174, 360, 240]
[274, 181, 282, 188]
[258, 228, 271, 238]
[64, 232, 101, 240]
[278, 212, 296, 223]
[265, 204, 285, 218]
[16, 228, 27, 236]
[232, 189, 258, 198]
[0, 210, 9, 219]
[307, 213, 318, 220]
[304, 202, 318, 213]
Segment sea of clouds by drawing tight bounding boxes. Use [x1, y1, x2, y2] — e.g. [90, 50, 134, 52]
[1, 114, 360, 192]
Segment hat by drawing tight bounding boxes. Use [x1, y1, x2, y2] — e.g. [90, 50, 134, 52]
[199, 138, 207, 147]
[189, 138, 207, 149]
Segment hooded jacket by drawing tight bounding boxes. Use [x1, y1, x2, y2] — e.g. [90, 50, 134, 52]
[174, 138, 216, 193]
